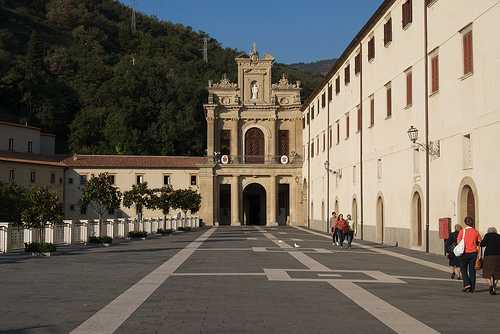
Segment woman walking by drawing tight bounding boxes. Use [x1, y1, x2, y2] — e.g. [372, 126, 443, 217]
[457, 216, 481, 293]
[336, 214, 348, 248]
[346, 214, 356, 248]
[445, 224, 462, 280]
[330, 212, 338, 245]
[480, 227, 500, 295]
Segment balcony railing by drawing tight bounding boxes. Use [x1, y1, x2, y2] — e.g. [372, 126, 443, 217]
[211, 153, 303, 166]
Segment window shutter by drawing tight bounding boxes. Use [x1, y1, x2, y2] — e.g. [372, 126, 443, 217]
[386, 86, 392, 117]
[355, 53, 361, 74]
[431, 55, 439, 93]
[370, 98, 375, 126]
[368, 37, 375, 60]
[346, 114, 350, 138]
[463, 31, 473, 75]
[406, 71, 413, 106]
[357, 107, 362, 131]
[337, 122, 340, 144]
[345, 65, 350, 84]
[336, 77, 340, 94]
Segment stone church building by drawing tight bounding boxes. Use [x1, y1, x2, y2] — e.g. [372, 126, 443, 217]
[199, 44, 305, 226]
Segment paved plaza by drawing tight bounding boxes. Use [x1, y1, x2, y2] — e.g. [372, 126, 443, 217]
[1, 226, 498, 334]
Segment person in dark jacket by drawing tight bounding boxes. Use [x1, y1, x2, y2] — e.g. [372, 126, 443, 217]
[445, 224, 463, 280]
[480, 227, 500, 295]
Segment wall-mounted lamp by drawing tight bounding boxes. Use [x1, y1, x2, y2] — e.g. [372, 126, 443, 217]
[407, 126, 440, 158]
[324, 161, 337, 174]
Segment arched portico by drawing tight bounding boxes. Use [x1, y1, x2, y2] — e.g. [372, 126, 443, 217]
[243, 183, 267, 225]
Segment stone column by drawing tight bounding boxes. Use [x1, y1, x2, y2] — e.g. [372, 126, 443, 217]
[268, 176, 277, 226]
[207, 118, 215, 157]
[269, 118, 276, 163]
[231, 175, 240, 226]
[290, 178, 297, 226]
[230, 119, 239, 162]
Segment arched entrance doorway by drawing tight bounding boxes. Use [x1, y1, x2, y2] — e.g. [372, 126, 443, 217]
[245, 128, 265, 163]
[459, 184, 477, 227]
[243, 183, 267, 225]
[411, 192, 423, 247]
[376, 196, 384, 243]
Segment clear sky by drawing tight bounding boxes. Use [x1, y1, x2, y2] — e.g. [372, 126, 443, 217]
[119, 0, 384, 64]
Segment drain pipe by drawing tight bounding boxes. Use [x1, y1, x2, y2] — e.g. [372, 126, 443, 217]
[424, 3, 430, 253]
[359, 43, 365, 241]
[307, 106, 311, 229]
[326, 91, 331, 233]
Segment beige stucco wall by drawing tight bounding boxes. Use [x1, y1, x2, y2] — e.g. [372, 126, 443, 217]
[0, 123, 41, 154]
[0, 161, 65, 201]
[64, 168, 200, 221]
[304, 0, 500, 254]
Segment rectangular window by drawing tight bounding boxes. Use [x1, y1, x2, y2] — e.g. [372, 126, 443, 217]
[68, 177, 73, 184]
[368, 37, 375, 61]
[322, 132, 326, 152]
[278, 130, 289, 156]
[80, 175, 87, 185]
[355, 53, 361, 74]
[311, 106, 315, 120]
[220, 129, 231, 155]
[50, 173, 56, 184]
[384, 18, 392, 45]
[431, 54, 439, 94]
[307, 112, 310, 124]
[317, 99, 320, 115]
[80, 205, 87, 215]
[462, 28, 474, 75]
[346, 114, 350, 139]
[316, 137, 320, 155]
[311, 143, 314, 158]
[302, 117, 305, 129]
[109, 175, 115, 185]
[30, 171, 36, 183]
[335, 76, 340, 95]
[406, 70, 413, 106]
[402, 0, 413, 28]
[321, 93, 326, 108]
[370, 96, 375, 127]
[328, 85, 333, 101]
[9, 169, 15, 182]
[163, 175, 170, 185]
[344, 65, 350, 85]
[386, 83, 392, 118]
[191, 175, 197, 186]
[336, 122, 340, 144]
[136, 175, 144, 184]
[8, 138, 14, 152]
[357, 106, 362, 132]
[329, 126, 333, 148]
[28, 141, 33, 153]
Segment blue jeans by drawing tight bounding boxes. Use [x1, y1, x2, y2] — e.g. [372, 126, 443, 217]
[347, 230, 354, 246]
[460, 252, 478, 289]
[336, 230, 345, 246]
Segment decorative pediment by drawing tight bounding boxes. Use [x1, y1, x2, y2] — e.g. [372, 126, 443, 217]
[211, 73, 238, 89]
[272, 73, 300, 89]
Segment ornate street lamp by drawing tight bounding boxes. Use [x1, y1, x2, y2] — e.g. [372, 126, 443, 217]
[407, 126, 440, 158]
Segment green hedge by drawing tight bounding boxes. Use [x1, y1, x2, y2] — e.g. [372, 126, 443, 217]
[25, 242, 56, 253]
[88, 236, 113, 244]
[128, 231, 147, 239]
[157, 229, 173, 235]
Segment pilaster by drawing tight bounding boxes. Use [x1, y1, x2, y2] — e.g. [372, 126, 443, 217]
[231, 175, 241, 226]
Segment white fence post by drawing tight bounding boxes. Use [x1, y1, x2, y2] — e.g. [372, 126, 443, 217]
[0, 222, 8, 253]
[24, 228, 32, 244]
[63, 220, 72, 244]
[106, 219, 114, 238]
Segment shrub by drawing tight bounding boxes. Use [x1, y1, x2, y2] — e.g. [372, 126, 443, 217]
[157, 228, 173, 235]
[177, 226, 192, 232]
[25, 242, 56, 253]
[128, 231, 147, 239]
[88, 236, 113, 244]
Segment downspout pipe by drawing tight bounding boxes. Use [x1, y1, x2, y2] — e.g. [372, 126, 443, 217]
[359, 43, 364, 241]
[307, 107, 311, 229]
[326, 91, 330, 233]
[424, 3, 430, 253]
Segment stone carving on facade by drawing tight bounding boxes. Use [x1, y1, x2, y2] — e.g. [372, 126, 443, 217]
[251, 81, 259, 99]
[272, 73, 301, 89]
[250, 42, 259, 65]
[212, 73, 238, 89]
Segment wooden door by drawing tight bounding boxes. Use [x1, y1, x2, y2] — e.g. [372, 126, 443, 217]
[245, 128, 265, 163]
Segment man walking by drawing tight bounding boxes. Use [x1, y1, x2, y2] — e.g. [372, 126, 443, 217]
[330, 212, 338, 245]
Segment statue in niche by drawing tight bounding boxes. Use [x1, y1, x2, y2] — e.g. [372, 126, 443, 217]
[251, 81, 259, 100]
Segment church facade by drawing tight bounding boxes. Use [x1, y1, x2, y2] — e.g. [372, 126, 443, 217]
[198, 45, 305, 226]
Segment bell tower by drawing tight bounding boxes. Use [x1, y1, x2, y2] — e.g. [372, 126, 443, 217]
[236, 42, 274, 105]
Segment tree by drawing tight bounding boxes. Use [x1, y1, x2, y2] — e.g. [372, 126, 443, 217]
[21, 187, 63, 229]
[0, 182, 29, 224]
[123, 182, 155, 222]
[170, 189, 202, 225]
[80, 173, 122, 224]
[150, 185, 174, 224]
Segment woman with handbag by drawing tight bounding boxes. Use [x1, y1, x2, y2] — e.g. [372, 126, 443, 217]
[480, 227, 500, 295]
[456, 216, 481, 293]
[445, 224, 462, 280]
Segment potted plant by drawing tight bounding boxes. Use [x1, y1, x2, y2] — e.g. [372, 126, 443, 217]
[128, 231, 148, 240]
